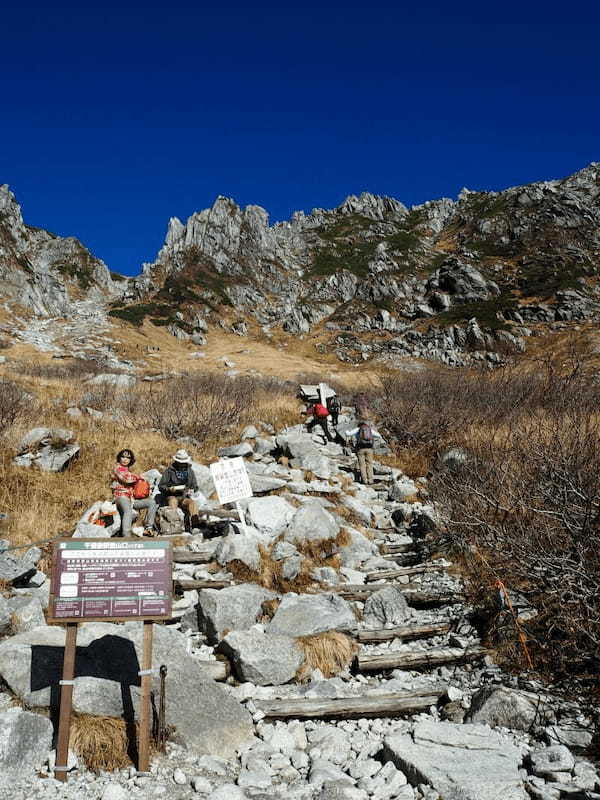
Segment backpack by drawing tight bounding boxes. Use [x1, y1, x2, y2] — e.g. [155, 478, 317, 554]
[133, 478, 150, 500]
[357, 422, 374, 448]
[328, 396, 340, 413]
[157, 506, 185, 535]
[314, 403, 330, 418]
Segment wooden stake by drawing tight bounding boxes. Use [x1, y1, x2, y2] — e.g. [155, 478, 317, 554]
[138, 620, 154, 773]
[55, 622, 78, 782]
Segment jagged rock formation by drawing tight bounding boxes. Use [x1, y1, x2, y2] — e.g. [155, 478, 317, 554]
[3, 164, 600, 366]
[113, 163, 600, 366]
[0, 184, 122, 316]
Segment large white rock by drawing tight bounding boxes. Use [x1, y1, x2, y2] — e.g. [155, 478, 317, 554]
[219, 627, 304, 685]
[269, 593, 356, 637]
[246, 496, 296, 537]
[383, 720, 528, 800]
[198, 583, 276, 642]
[284, 501, 340, 546]
[0, 707, 53, 785]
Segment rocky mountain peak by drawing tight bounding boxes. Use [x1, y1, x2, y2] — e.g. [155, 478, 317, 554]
[0, 185, 123, 316]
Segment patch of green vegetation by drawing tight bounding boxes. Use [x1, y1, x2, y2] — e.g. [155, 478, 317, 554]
[433, 295, 517, 331]
[517, 259, 589, 299]
[402, 207, 427, 228]
[308, 241, 377, 279]
[55, 262, 93, 290]
[372, 297, 396, 313]
[318, 214, 375, 242]
[466, 238, 514, 258]
[108, 302, 173, 327]
[110, 271, 127, 282]
[385, 229, 421, 252]
[463, 192, 512, 219]
[168, 247, 234, 306]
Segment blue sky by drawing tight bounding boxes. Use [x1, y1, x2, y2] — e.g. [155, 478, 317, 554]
[1, 0, 598, 275]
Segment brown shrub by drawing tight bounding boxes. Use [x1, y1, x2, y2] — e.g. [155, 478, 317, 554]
[0, 379, 30, 436]
[295, 631, 358, 680]
[388, 359, 600, 685]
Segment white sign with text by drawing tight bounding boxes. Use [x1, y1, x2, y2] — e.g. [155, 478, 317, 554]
[210, 456, 253, 506]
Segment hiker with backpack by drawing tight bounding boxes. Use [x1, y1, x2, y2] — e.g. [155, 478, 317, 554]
[111, 448, 157, 536]
[345, 420, 383, 485]
[158, 449, 201, 531]
[327, 394, 341, 427]
[303, 400, 334, 442]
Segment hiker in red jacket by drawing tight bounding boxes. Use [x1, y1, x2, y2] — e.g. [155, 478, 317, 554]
[303, 401, 334, 442]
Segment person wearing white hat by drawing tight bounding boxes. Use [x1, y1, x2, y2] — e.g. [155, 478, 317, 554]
[158, 449, 200, 530]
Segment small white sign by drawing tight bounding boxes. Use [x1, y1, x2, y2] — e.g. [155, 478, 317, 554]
[210, 456, 253, 505]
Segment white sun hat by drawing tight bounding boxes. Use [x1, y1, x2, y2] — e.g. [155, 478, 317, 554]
[172, 449, 192, 464]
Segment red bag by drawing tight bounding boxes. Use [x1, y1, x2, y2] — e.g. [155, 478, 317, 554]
[314, 403, 330, 418]
[133, 479, 150, 500]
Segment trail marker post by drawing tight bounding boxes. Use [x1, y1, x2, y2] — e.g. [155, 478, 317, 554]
[210, 457, 253, 535]
[47, 538, 173, 781]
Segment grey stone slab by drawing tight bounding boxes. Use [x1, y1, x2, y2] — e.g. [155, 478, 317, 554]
[269, 593, 356, 637]
[384, 720, 528, 800]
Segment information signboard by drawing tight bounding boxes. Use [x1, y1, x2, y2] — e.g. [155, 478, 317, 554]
[48, 539, 172, 623]
[210, 456, 253, 505]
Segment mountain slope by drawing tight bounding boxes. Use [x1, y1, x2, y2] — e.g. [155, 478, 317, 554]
[0, 184, 122, 316]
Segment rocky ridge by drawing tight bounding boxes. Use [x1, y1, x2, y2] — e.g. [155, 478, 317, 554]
[0, 184, 122, 316]
[0, 407, 598, 799]
[2, 164, 600, 368]
[116, 163, 600, 367]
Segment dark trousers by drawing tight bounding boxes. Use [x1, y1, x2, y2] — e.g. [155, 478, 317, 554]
[307, 417, 333, 441]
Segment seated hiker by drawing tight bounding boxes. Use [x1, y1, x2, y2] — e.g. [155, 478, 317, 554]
[345, 419, 383, 485]
[111, 448, 157, 536]
[327, 394, 341, 427]
[303, 400, 334, 442]
[158, 449, 200, 530]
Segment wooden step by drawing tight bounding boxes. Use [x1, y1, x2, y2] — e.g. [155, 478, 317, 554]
[173, 547, 215, 564]
[356, 621, 451, 643]
[254, 688, 446, 721]
[365, 563, 447, 582]
[379, 542, 416, 555]
[356, 645, 488, 673]
[176, 579, 233, 591]
[326, 584, 464, 606]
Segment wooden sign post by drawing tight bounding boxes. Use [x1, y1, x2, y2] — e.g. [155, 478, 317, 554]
[47, 539, 173, 782]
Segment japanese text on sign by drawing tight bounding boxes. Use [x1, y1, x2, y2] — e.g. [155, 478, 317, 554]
[48, 539, 172, 622]
[210, 456, 253, 505]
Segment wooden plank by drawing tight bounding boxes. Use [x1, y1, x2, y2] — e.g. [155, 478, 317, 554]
[327, 584, 464, 606]
[357, 645, 488, 673]
[365, 564, 446, 582]
[138, 621, 154, 773]
[173, 548, 215, 564]
[55, 622, 78, 782]
[255, 689, 446, 721]
[356, 622, 451, 643]
[198, 508, 240, 521]
[176, 579, 234, 591]
[379, 542, 416, 554]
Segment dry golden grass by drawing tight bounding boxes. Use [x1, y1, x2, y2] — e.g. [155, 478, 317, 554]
[69, 714, 133, 771]
[228, 537, 345, 594]
[0, 371, 300, 553]
[295, 631, 358, 680]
